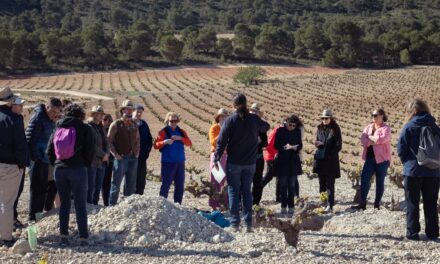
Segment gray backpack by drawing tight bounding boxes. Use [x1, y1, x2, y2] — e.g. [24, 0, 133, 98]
[412, 126, 440, 169]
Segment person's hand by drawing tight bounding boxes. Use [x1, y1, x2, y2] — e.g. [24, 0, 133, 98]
[171, 135, 183, 141]
[315, 141, 324, 147]
[116, 154, 123, 160]
[164, 139, 174, 145]
[368, 135, 377, 144]
[292, 145, 299, 151]
[103, 154, 109, 162]
[214, 161, 219, 171]
[284, 144, 293, 150]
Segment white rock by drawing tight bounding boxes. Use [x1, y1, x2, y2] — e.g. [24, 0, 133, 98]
[9, 239, 31, 255]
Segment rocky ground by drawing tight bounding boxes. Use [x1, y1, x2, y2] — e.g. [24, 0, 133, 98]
[1, 171, 438, 264]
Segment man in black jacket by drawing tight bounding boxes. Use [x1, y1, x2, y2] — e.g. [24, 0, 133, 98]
[26, 97, 62, 221]
[0, 87, 27, 247]
[214, 94, 270, 232]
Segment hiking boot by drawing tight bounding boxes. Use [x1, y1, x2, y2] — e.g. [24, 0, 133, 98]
[374, 203, 380, 210]
[405, 234, 420, 241]
[13, 219, 25, 230]
[287, 207, 295, 215]
[279, 207, 287, 215]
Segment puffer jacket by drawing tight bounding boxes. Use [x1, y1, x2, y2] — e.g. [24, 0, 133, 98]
[25, 104, 55, 163]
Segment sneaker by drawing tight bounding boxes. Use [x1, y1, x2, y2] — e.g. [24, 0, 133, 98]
[324, 206, 333, 213]
[2, 239, 16, 248]
[287, 207, 294, 215]
[79, 238, 89, 246]
[280, 207, 287, 215]
[374, 203, 380, 210]
[245, 226, 253, 233]
[405, 235, 420, 241]
[13, 220, 25, 230]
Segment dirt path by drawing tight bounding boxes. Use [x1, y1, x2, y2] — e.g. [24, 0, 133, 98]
[14, 89, 114, 101]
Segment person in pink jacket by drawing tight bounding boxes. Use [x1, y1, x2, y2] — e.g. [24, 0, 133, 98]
[354, 108, 392, 210]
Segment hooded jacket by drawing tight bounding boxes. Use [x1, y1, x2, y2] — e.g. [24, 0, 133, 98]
[397, 112, 440, 177]
[47, 117, 95, 168]
[25, 104, 55, 163]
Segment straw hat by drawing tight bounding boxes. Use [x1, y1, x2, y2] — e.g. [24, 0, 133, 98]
[12, 97, 25, 105]
[0, 87, 20, 106]
[214, 108, 229, 123]
[91, 105, 105, 114]
[320, 109, 333, 118]
[120, 99, 134, 111]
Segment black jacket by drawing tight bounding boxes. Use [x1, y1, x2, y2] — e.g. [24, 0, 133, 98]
[25, 104, 55, 163]
[257, 132, 268, 155]
[0, 105, 27, 168]
[47, 117, 95, 168]
[274, 126, 303, 176]
[215, 112, 270, 165]
[313, 123, 342, 177]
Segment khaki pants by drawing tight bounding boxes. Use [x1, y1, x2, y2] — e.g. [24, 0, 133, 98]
[0, 163, 21, 240]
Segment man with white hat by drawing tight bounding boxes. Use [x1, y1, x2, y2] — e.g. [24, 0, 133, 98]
[11, 96, 29, 230]
[107, 99, 140, 205]
[0, 87, 27, 247]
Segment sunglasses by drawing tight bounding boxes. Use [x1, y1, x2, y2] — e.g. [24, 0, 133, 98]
[372, 114, 380, 118]
[321, 117, 330, 120]
[169, 120, 179, 123]
[288, 123, 297, 127]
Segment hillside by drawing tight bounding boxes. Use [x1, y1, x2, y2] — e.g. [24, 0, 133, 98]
[1, 0, 440, 73]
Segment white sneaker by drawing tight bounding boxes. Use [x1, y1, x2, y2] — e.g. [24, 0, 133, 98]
[324, 206, 333, 213]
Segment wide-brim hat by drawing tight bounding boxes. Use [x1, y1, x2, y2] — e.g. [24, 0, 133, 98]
[320, 109, 333, 118]
[0, 87, 20, 106]
[119, 99, 135, 111]
[12, 97, 25, 105]
[91, 105, 105, 114]
[214, 108, 229, 122]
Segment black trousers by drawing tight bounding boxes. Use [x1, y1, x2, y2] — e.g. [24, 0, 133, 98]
[318, 173, 335, 207]
[44, 180, 58, 211]
[13, 169, 26, 221]
[252, 157, 265, 205]
[102, 161, 113, 206]
[136, 157, 148, 195]
[404, 176, 439, 240]
[29, 160, 48, 220]
[261, 160, 281, 202]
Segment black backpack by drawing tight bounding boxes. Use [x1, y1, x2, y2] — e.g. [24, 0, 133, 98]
[411, 126, 440, 169]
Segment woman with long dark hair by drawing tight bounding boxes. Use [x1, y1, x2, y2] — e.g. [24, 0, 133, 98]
[397, 99, 440, 241]
[313, 110, 342, 213]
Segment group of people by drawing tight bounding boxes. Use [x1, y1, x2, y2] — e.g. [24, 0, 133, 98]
[0, 85, 439, 247]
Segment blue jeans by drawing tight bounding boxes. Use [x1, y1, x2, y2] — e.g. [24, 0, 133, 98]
[110, 155, 138, 205]
[87, 166, 105, 205]
[54, 166, 88, 238]
[360, 158, 390, 204]
[226, 163, 256, 227]
[160, 162, 185, 204]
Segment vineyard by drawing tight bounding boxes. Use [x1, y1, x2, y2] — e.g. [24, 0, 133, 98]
[2, 65, 439, 178]
[2, 65, 440, 263]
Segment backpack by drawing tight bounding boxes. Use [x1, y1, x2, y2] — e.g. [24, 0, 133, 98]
[53, 127, 77, 160]
[412, 126, 440, 169]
